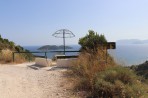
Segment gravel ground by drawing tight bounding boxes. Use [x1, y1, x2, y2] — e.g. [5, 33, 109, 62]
[0, 63, 76, 98]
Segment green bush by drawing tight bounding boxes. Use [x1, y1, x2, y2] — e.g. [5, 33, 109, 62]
[131, 61, 148, 79]
[79, 30, 107, 52]
[93, 66, 147, 98]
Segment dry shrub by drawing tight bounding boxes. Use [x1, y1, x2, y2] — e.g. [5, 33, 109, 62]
[70, 48, 148, 98]
[71, 48, 116, 91]
[0, 49, 26, 64]
[0, 49, 13, 63]
[14, 53, 26, 63]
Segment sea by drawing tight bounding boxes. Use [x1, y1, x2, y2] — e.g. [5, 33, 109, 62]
[23, 44, 148, 66]
[23, 45, 81, 58]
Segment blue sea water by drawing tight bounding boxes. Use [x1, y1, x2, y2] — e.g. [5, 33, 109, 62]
[108, 44, 148, 66]
[23, 44, 148, 66]
[23, 45, 81, 58]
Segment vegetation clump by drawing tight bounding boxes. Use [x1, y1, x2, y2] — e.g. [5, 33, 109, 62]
[0, 35, 34, 63]
[131, 61, 148, 79]
[79, 30, 107, 52]
[70, 30, 148, 98]
[93, 67, 147, 98]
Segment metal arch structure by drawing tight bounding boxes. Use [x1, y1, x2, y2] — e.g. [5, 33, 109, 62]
[52, 29, 75, 55]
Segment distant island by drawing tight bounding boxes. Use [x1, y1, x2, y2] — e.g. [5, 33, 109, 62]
[38, 45, 73, 50]
[117, 39, 148, 45]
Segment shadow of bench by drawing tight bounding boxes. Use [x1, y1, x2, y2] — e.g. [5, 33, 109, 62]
[55, 55, 78, 59]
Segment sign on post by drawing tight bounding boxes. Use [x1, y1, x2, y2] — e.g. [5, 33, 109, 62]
[107, 42, 116, 49]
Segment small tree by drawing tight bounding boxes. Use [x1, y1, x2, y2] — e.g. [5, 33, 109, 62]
[0, 35, 2, 41]
[79, 30, 107, 52]
[9, 41, 15, 50]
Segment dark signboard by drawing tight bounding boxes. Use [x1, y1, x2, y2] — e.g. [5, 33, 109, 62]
[107, 42, 116, 49]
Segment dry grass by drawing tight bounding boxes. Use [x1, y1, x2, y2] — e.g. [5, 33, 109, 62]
[0, 49, 26, 64]
[71, 48, 116, 91]
[70, 48, 148, 98]
[0, 49, 12, 63]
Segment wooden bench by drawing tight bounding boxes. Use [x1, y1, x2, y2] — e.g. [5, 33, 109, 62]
[55, 55, 78, 59]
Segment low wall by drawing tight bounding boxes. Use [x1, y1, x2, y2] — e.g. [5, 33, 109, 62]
[35, 58, 77, 67]
[56, 58, 77, 67]
[35, 58, 52, 67]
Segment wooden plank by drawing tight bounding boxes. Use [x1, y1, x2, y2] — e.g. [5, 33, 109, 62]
[56, 55, 78, 59]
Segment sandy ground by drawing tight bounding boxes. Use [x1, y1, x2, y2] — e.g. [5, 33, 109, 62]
[0, 62, 76, 98]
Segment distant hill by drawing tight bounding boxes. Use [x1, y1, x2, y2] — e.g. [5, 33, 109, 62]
[38, 45, 73, 50]
[131, 61, 148, 79]
[117, 39, 148, 45]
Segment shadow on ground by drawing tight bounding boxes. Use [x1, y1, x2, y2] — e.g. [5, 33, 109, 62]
[27, 64, 71, 71]
[47, 66, 70, 71]
[27, 64, 45, 70]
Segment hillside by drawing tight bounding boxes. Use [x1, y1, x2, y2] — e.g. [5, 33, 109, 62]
[0, 35, 27, 52]
[131, 61, 148, 79]
[0, 35, 34, 63]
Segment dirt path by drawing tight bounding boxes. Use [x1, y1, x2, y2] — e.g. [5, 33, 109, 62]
[0, 63, 76, 98]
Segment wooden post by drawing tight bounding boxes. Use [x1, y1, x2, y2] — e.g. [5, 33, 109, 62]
[13, 52, 15, 62]
[106, 47, 107, 65]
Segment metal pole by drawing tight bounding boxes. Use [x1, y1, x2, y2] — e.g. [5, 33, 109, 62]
[45, 52, 47, 59]
[29, 55, 31, 62]
[63, 30, 65, 55]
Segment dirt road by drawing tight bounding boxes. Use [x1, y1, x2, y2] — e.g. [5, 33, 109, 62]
[0, 63, 75, 98]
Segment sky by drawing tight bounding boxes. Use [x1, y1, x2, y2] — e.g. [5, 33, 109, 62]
[0, 0, 148, 46]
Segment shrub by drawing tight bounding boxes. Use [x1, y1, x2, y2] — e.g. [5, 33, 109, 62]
[79, 30, 107, 52]
[131, 61, 148, 79]
[0, 49, 32, 64]
[71, 48, 116, 91]
[0, 35, 34, 64]
[93, 66, 147, 98]
[71, 50, 148, 98]
[0, 49, 12, 63]
[71, 31, 148, 97]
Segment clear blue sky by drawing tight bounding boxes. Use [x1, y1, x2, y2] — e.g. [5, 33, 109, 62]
[0, 0, 148, 46]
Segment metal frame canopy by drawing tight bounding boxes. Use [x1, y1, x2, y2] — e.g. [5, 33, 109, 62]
[52, 29, 75, 55]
